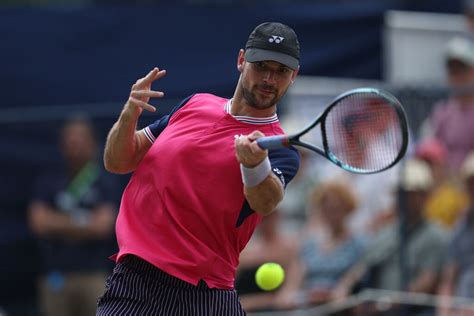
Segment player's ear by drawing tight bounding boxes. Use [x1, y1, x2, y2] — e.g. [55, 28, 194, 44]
[290, 66, 299, 83]
[237, 49, 245, 72]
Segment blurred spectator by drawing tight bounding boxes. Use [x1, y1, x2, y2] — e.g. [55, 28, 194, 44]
[277, 148, 318, 234]
[28, 116, 118, 316]
[0, 180, 39, 315]
[422, 36, 474, 172]
[463, 0, 474, 33]
[416, 138, 469, 230]
[334, 159, 447, 314]
[277, 180, 365, 309]
[235, 211, 297, 312]
[315, 157, 399, 240]
[438, 151, 474, 316]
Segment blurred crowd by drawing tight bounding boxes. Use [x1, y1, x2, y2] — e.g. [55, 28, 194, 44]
[236, 5, 474, 314]
[3, 3, 474, 316]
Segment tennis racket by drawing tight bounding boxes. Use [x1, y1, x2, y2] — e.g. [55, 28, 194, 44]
[256, 88, 409, 174]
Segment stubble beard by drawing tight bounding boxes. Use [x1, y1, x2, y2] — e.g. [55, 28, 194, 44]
[241, 81, 282, 110]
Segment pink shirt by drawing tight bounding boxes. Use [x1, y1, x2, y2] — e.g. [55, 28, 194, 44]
[113, 94, 299, 289]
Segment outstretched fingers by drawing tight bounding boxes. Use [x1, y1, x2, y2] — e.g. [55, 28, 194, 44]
[134, 68, 167, 90]
[130, 90, 164, 99]
[128, 97, 156, 112]
[127, 67, 167, 113]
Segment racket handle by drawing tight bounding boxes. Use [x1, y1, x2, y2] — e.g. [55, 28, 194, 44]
[256, 135, 289, 150]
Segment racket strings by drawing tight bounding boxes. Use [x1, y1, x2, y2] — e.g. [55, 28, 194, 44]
[325, 94, 404, 172]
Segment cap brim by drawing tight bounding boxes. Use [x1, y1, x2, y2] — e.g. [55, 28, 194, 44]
[245, 48, 299, 70]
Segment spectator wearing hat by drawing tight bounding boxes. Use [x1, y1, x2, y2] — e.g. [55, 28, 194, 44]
[332, 159, 447, 314]
[416, 139, 469, 230]
[424, 36, 474, 172]
[438, 151, 474, 316]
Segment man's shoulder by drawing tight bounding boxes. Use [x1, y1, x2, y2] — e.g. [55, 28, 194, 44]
[167, 93, 228, 123]
[189, 93, 229, 104]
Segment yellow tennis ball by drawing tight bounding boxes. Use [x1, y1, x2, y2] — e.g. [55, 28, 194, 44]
[255, 262, 285, 291]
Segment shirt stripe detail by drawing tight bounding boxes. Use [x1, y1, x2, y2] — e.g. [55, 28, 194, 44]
[142, 126, 156, 143]
[225, 99, 279, 124]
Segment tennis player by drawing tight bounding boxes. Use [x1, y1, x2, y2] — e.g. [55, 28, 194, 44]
[96, 22, 301, 315]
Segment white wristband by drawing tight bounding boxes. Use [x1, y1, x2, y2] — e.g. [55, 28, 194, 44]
[240, 157, 271, 187]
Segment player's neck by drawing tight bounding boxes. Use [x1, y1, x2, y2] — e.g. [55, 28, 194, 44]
[230, 95, 277, 118]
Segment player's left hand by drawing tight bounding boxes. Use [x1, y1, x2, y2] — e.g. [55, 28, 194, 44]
[234, 131, 268, 168]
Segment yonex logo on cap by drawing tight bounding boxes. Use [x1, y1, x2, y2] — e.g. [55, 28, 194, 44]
[244, 22, 300, 69]
[269, 35, 284, 44]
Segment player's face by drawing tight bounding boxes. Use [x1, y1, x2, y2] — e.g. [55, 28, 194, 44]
[240, 58, 297, 110]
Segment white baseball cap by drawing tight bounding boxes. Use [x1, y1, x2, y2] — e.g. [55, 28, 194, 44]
[445, 36, 474, 66]
[400, 159, 434, 191]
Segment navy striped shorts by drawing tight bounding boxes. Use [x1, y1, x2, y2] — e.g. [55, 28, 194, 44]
[96, 255, 246, 315]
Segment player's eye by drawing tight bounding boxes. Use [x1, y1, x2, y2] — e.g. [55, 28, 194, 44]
[255, 62, 266, 70]
[278, 67, 290, 74]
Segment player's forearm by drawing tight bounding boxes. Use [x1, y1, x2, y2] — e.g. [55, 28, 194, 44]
[244, 173, 284, 216]
[104, 109, 143, 174]
[105, 68, 165, 173]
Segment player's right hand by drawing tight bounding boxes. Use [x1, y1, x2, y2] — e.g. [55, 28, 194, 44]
[234, 130, 268, 168]
[124, 67, 166, 116]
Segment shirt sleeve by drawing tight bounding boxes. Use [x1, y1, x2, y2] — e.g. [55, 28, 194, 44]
[141, 94, 194, 144]
[268, 146, 300, 188]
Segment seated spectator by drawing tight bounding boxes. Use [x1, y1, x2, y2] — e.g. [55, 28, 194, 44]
[333, 159, 447, 314]
[277, 148, 319, 234]
[438, 152, 474, 316]
[28, 116, 118, 316]
[235, 211, 297, 312]
[276, 180, 365, 309]
[422, 36, 474, 172]
[416, 138, 469, 230]
[314, 153, 399, 241]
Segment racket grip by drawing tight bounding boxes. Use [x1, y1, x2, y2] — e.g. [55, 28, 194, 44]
[256, 135, 289, 150]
